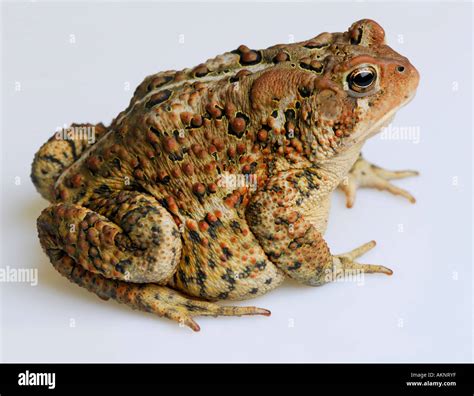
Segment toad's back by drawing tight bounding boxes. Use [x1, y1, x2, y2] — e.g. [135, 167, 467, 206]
[51, 34, 341, 215]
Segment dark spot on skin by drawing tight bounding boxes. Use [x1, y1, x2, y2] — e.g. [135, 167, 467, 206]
[208, 259, 216, 269]
[207, 219, 223, 239]
[184, 303, 204, 312]
[168, 152, 184, 161]
[238, 266, 252, 279]
[221, 269, 236, 285]
[115, 259, 132, 274]
[74, 189, 87, 202]
[350, 26, 363, 45]
[208, 225, 218, 240]
[218, 292, 229, 299]
[193, 64, 209, 78]
[184, 255, 190, 265]
[40, 154, 64, 167]
[112, 157, 122, 170]
[120, 205, 161, 235]
[271, 110, 278, 118]
[300, 61, 324, 73]
[264, 278, 273, 285]
[288, 261, 302, 271]
[255, 260, 267, 270]
[230, 220, 242, 232]
[285, 109, 296, 120]
[304, 42, 329, 49]
[93, 184, 112, 196]
[303, 169, 321, 190]
[66, 140, 78, 161]
[147, 75, 173, 91]
[270, 185, 283, 193]
[195, 269, 207, 286]
[249, 288, 258, 294]
[189, 230, 201, 244]
[229, 75, 240, 83]
[158, 174, 171, 185]
[298, 86, 312, 98]
[149, 126, 162, 137]
[146, 89, 172, 109]
[178, 269, 190, 287]
[288, 240, 301, 250]
[222, 247, 233, 259]
[107, 287, 117, 300]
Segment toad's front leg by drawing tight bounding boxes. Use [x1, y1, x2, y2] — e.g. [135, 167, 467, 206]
[246, 168, 392, 286]
[339, 153, 419, 208]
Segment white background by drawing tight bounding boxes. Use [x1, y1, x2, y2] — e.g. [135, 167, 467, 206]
[1, 1, 472, 362]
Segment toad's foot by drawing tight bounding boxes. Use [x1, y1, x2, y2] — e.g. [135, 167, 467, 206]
[52, 255, 270, 332]
[339, 154, 418, 208]
[330, 241, 393, 281]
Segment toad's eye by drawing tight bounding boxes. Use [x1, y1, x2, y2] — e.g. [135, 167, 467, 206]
[347, 66, 377, 93]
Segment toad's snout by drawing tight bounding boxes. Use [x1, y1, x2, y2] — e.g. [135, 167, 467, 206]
[395, 58, 420, 101]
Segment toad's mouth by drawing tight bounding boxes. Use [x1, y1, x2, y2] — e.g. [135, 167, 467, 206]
[359, 88, 418, 142]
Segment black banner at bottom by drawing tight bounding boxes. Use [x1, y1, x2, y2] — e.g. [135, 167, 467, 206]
[0, 363, 472, 393]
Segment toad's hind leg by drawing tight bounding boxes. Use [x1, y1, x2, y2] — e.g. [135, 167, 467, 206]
[50, 255, 269, 331]
[37, 190, 268, 330]
[31, 123, 107, 201]
[37, 190, 181, 283]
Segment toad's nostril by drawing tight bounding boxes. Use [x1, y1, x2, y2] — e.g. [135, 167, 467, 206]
[397, 65, 405, 73]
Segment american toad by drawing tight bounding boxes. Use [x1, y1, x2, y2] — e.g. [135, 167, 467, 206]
[32, 19, 419, 331]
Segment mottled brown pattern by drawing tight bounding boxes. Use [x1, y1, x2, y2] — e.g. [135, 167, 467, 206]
[31, 20, 419, 331]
